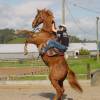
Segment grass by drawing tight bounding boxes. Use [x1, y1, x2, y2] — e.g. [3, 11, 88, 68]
[7, 74, 87, 80]
[8, 38, 25, 44]
[68, 58, 100, 74]
[7, 75, 48, 80]
[8, 74, 88, 80]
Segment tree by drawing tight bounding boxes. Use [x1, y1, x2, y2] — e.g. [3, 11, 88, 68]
[0, 28, 15, 43]
[79, 48, 90, 55]
[69, 35, 82, 43]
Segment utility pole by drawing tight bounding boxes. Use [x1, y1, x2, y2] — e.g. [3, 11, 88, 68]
[96, 17, 99, 62]
[62, 0, 66, 24]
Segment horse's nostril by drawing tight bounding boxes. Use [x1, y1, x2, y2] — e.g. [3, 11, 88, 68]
[32, 21, 35, 27]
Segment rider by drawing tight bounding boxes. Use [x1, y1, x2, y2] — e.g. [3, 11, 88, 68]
[57, 24, 69, 48]
[41, 22, 69, 54]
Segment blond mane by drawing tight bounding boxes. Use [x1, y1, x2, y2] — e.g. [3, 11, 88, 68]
[42, 9, 54, 18]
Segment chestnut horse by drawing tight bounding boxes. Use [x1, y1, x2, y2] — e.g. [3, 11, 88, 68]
[17, 9, 82, 100]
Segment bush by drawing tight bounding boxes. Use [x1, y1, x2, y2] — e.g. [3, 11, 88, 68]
[18, 59, 24, 64]
[79, 48, 90, 55]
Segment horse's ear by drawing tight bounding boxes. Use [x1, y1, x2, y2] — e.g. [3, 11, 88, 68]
[37, 9, 40, 13]
[43, 8, 46, 11]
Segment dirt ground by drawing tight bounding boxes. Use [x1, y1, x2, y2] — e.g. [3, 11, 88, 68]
[0, 67, 48, 75]
[0, 80, 100, 100]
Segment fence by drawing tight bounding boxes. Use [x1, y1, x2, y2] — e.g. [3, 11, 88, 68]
[0, 57, 99, 81]
[0, 58, 45, 67]
[0, 64, 92, 81]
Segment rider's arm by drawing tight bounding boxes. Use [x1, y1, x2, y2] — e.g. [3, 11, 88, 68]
[52, 21, 57, 33]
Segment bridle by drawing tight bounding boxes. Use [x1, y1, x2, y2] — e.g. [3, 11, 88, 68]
[32, 27, 41, 32]
[32, 11, 44, 28]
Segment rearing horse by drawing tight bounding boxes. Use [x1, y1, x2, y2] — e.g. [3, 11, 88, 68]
[17, 9, 82, 100]
[23, 9, 56, 55]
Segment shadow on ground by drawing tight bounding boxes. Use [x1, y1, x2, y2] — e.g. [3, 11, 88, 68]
[38, 92, 73, 100]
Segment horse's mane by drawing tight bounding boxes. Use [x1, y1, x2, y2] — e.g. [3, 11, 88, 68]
[42, 9, 54, 18]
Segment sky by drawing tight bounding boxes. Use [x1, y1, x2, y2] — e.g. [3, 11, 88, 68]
[0, 0, 100, 40]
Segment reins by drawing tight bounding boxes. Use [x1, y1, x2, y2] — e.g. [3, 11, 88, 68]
[32, 27, 41, 32]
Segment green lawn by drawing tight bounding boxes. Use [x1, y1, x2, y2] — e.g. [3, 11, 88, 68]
[10, 75, 48, 80]
[68, 58, 100, 74]
[8, 38, 25, 44]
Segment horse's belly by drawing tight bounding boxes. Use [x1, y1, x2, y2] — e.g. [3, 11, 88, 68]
[50, 63, 68, 80]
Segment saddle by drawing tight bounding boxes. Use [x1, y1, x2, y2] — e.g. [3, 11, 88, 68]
[46, 48, 64, 57]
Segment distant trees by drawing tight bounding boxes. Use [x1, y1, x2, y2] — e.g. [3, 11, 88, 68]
[69, 35, 82, 43]
[0, 28, 93, 44]
[0, 29, 15, 43]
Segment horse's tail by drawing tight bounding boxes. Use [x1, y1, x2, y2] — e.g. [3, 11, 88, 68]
[67, 68, 83, 93]
[15, 30, 32, 35]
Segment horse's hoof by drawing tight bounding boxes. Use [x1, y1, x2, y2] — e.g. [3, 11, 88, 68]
[53, 95, 57, 100]
[53, 95, 63, 100]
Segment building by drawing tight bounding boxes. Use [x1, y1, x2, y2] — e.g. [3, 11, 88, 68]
[0, 44, 39, 60]
[67, 43, 97, 57]
[0, 43, 97, 60]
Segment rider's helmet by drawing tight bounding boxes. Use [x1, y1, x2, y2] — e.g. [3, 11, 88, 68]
[58, 24, 67, 32]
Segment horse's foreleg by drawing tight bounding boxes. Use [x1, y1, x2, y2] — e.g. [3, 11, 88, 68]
[50, 77, 64, 100]
[24, 41, 28, 55]
[38, 43, 47, 54]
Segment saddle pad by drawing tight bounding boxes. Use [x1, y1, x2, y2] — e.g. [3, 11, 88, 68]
[46, 48, 64, 57]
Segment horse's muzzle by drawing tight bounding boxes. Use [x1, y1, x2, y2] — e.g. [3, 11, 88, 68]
[32, 22, 35, 28]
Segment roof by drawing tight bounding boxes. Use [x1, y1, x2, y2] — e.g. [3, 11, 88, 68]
[68, 43, 97, 51]
[0, 44, 38, 53]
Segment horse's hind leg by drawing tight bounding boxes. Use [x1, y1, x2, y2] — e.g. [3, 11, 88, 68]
[50, 78, 64, 100]
[58, 81, 65, 94]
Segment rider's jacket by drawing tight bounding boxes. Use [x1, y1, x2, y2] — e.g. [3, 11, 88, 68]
[57, 31, 69, 47]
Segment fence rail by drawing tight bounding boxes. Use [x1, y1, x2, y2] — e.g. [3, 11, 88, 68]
[0, 74, 88, 81]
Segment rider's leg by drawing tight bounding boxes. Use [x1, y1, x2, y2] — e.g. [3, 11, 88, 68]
[42, 39, 67, 53]
[47, 39, 67, 51]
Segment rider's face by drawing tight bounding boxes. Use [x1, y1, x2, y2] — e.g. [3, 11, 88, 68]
[59, 27, 64, 31]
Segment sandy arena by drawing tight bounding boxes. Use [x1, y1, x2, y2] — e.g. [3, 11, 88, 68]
[0, 80, 100, 100]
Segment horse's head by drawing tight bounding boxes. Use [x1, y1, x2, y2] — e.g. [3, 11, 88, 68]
[32, 9, 54, 28]
[32, 9, 43, 28]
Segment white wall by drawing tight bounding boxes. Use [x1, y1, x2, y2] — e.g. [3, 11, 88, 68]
[0, 52, 39, 60]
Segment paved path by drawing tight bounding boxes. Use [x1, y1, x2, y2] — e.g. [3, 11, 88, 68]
[0, 80, 100, 100]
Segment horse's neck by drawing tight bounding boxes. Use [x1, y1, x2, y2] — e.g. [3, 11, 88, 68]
[42, 19, 53, 33]
[41, 19, 57, 38]
[34, 18, 57, 47]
